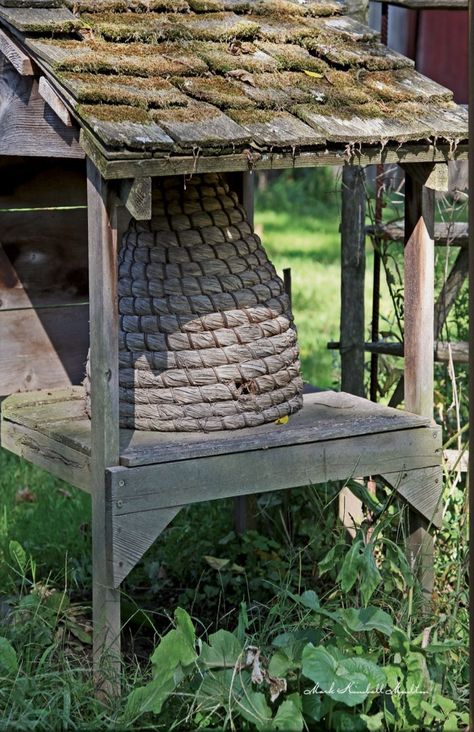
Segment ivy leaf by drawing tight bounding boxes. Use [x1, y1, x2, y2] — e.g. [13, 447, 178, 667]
[0, 637, 18, 675]
[200, 629, 243, 669]
[337, 539, 364, 593]
[359, 544, 382, 606]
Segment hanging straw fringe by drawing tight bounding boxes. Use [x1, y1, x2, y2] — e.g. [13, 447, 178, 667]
[84, 173, 303, 431]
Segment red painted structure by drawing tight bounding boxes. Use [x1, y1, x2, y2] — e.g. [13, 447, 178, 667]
[369, 3, 468, 103]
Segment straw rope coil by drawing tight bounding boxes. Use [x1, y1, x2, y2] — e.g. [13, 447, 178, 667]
[84, 173, 303, 431]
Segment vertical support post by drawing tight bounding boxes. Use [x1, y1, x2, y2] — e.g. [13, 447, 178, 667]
[87, 158, 121, 697]
[232, 171, 258, 534]
[340, 164, 366, 397]
[403, 165, 435, 419]
[403, 163, 436, 612]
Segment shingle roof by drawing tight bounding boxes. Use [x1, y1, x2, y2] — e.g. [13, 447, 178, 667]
[0, 0, 467, 159]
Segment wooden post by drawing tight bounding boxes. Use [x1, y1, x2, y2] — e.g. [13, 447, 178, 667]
[232, 171, 258, 534]
[403, 163, 436, 612]
[340, 164, 366, 397]
[404, 164, 435, 419]
[87, 158, 121, 697]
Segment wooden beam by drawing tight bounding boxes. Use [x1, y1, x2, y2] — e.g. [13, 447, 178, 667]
[118, 177, 152, 221]
[106, 425, 441, 514]
[403, 164, 435, 420]
[80, 131, 468, 181]
[328, 340, 469, 363]
[0, 28, 34, 76]
[86, 159, 121, 697]
[340, 164, 366, 397]
[38, 76, 73, 127]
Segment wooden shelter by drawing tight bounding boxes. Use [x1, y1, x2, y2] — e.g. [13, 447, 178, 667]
[0, 0, 468, 693]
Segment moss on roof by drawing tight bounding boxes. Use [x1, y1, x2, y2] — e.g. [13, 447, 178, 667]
[7, 0, 466, 155]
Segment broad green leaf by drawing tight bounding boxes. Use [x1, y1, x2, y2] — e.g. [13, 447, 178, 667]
[318, 543, 346, 576]
[331, 711, 368, 731]
[360, 711, 384, 730]
[420, 700, 444, 721]
[343, 657, 386, 691]
[9, 541, 27, 574]
[405, 652, 430, 717]
[273, 695, 304, 731]
[301, 645, 370, 707]
[0, 636, 18, 674]
[337, 539, 364, 593]
[302, 690, 323, 722]
[389, 628, 410, 655]
[151, 608, 197, 677]
[338, 607, 393, 636]
[299, 590, 320, 610]
[197, 668, 245, 711]
[204, 555, 230, 571]
[359, 544, 382, 606]
[237, 690, 273, 731]
[268, 649, 293, 677]
[200, 629, 243, 669]
[124, 674, 175, 719]
[383, 539, 414, 588]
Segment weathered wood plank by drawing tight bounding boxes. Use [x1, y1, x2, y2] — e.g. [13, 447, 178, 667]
[86, 160, 121, 694]
[366, 220, 468, 245]
[106, 425, 441, 513]
[0, 57, 83, 158]
[0, 0, 61, 7]
[340, 164, 366, 397]
[0, 419, 91, 491]
[403, 165, 435, 419]
[0, 5, 79, 32]
[79, 130, 468, 180]
[329, 340, 469, 363]
[229, 110, 325, 148]
[0, 305, 89, 396]
[3, 388, 433, 467]
[386, 466, 443, 527]
[112, 507, 181, 587]
[0, 27, 34, 75]
[151, 101, 250, 149]
[38, 76, 73, 127]
[119, 177, 152, 221]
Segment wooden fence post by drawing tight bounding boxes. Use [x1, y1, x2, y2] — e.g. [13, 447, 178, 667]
[340, 164, 366, 397]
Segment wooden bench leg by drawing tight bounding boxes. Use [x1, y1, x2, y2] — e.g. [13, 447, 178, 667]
[407, 509, 435, 614]
[92, 483, 121, 699]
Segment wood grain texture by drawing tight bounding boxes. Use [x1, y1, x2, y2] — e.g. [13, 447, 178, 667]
[38, 76, 73, 127]
[112, 507, 181, 587]
[403, 165, 435, 419]
[80, 130, 468, 180]
[366, 220, 468, 246]
[0, 27, 34, 75]
[106, 425, 441, 514]
[1, 419, 90, 490]
[0, 305, 89, 396]
[340, 164, 366, 397]
[330, 340, 469, 364]
[385, 465, 443, 527]
[86, 160, 121, 694]
[0, 57, 83, 158]
[119, 177, 152, 221]
[2, 388, 433, 465]
[0, 4, 78, 32]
